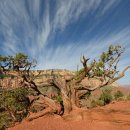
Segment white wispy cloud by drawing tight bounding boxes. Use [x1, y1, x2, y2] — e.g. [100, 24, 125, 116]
[39, 26, 130, 69]
[102, 0, 121, 15]
[52, 0, 112, 30]
[0, 0, 121, 55]
[38, 1, 51, 50]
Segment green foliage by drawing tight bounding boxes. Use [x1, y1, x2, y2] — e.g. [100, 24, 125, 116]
[99, 89, 113, 105]
[100, 52, 109, 63]
[0, 55, 10, 71]
[80, 91, 91, 99]
[0, 55, 9, 62]
[75, 68, 84, 80]
[0, 53, 36, 71]
[90, 100, 97, 108]
[92, 59, 105, 77]
[56, 95, 63, 103]
[114, 90, 124, 100]
[53, 95, 63, 103]
[15, 53, 27, 61]
[0, 112, 11, 130]
[100, 45, 124, 63]
[92, 68, 104, 76]
[0, 88, 30, 129]
[75, 68, 84, 76]
[92, 45, 125, 77]
[100, 85, 112, 91]
[0, 88, 29, 111]
[127, 93, 130, 100]
[96, 100, 104, 106]
[0, 74, 11, 79]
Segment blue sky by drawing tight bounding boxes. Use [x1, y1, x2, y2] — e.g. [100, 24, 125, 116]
[0, 0, 130, 84]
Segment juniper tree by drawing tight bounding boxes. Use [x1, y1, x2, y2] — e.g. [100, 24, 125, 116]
[0, 45, 130, 121]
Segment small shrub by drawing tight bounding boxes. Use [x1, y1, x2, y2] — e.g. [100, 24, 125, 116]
[100, 86, 112, 91]
[116, 97, 125, 101]
[0, 88, 30, 129]
[99, 89, 112, 105]
[90, 100, 97, 108]
[127, 93, 130, 100]
[114, 90, 124, 100]
[96, 100, 104, 106]
[0, 112, 11, 130]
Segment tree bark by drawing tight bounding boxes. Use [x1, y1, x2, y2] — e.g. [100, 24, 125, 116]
[61, 92, 72, 114]
[27, 107, 53, 121]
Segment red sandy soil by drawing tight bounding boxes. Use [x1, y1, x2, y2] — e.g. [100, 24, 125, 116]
[8, 101, 130, 130]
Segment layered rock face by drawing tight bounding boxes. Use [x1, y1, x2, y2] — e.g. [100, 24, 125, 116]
[33, 69, 75, 83]
[0, 69, 75, 89]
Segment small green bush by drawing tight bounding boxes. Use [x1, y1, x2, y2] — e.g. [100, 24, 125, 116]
[127, 93, 130, 100]
[114, 90, 124, 100]
[90, 100, 97, 108]
[0, 112, 11, 130]
[99, 89, 112, 105]
[0, 88, 30, 129]
[96, 100, 104, 106]
[116, 97, 125, 101]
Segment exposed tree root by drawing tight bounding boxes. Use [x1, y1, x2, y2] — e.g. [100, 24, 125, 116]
[27, 107, 54, 121]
